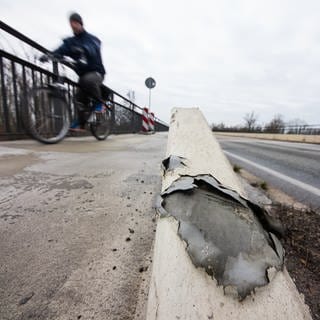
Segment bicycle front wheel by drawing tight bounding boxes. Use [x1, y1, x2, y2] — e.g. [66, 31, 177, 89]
[23, 87, 70, 144]
[90, 109, 112, 141]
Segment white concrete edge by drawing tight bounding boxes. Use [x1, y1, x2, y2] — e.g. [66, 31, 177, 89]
[162, 108, 244, 197]
[147, 108, 312, 320]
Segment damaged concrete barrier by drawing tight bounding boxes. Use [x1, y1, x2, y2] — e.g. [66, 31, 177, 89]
[147, 108, 311, 319]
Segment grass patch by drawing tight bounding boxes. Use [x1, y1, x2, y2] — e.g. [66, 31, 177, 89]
[250, 181, 268, 190]
[260, 181, 268, 190]
[268, 204, 320, 320]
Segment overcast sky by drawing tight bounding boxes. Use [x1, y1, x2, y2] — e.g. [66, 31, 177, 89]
[1, 0, 320, 125]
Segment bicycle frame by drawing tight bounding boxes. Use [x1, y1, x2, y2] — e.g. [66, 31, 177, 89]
[49, 56, 113, 114]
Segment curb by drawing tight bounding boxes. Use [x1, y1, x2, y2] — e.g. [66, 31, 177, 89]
[147, 108, 311, 319]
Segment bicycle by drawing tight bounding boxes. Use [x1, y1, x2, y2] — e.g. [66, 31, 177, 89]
[22, 54, 113, 144]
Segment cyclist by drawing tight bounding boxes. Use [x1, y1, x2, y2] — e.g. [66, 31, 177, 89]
[42, 12, 106, 131]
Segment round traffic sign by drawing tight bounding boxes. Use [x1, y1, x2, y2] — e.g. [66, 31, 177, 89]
[145, 77, 156, 89]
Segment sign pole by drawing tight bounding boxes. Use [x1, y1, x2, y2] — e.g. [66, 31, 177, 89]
[145, 77, 156, 132]
[145, 77, 156, 110]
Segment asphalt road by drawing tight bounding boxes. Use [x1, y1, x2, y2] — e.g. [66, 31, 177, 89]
[0, 133, 167, 320]
[216, 136, 320, 210]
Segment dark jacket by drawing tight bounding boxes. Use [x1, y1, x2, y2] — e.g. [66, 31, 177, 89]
[53, 30, 106, 76]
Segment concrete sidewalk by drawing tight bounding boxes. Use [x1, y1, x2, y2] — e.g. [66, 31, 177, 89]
[0, 134, 167, 320]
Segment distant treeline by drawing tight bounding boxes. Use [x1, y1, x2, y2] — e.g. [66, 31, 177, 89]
[211, 112, 320, 135]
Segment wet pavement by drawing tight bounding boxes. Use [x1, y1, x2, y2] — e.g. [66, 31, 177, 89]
[0, 133, 167, 320]
[217, 136, 320, 210]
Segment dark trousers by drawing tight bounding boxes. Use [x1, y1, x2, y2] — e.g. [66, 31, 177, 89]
[75, 72, 104, 125]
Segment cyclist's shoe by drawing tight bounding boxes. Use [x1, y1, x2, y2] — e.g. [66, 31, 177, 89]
[70, 120, 79, 129]
[94, 103, 106, 113]
[69, 121, 86, 132]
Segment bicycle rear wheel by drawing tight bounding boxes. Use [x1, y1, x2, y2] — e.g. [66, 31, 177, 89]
[90, 109, 112, 140]
[23, 87, 70, 144]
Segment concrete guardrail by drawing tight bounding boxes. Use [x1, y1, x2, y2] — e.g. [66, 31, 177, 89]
[147, 108, 311, 319]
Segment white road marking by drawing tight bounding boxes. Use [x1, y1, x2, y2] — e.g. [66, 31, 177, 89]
[216, 135, 320, 152]
[224, 151, 320, 197]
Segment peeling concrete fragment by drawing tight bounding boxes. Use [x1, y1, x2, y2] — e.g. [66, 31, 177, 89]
[194, 175, 248, 208]
[155, 196, 168, 216]
[162, 155, 186, 172]
[267, 267, 278, 282]
[269, 233, 285, 259]
[158, 175, 284, 300]
[162, 176, 197, 196]
[247, 202, 285, 238]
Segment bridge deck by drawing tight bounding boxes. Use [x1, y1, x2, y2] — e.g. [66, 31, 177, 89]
[0, 133, 167, 320]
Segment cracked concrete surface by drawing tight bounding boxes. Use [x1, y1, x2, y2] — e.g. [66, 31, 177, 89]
[158, 166, 284, 299]
[148, 217, 312, 319]
[0, 134, 167, 320]
[158, 147, 285, 299]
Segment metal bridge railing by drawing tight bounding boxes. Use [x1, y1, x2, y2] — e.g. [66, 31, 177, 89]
[0, 20, 168, 139]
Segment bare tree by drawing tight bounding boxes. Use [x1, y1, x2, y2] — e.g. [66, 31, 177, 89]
[126, 90, 135, 103]
[114, 90, 137, 127]
[211, 122, 226, 131]
[286, 118, 308, 134]
[264, 114, 285, 133]
[243, 111, 258, 131]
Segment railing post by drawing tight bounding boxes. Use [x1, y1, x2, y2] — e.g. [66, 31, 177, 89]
[52, 61, 59, 82]
[131, 103, 135, 133]
[11, 61, 21, 132]
[0, 56, 11, 133]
